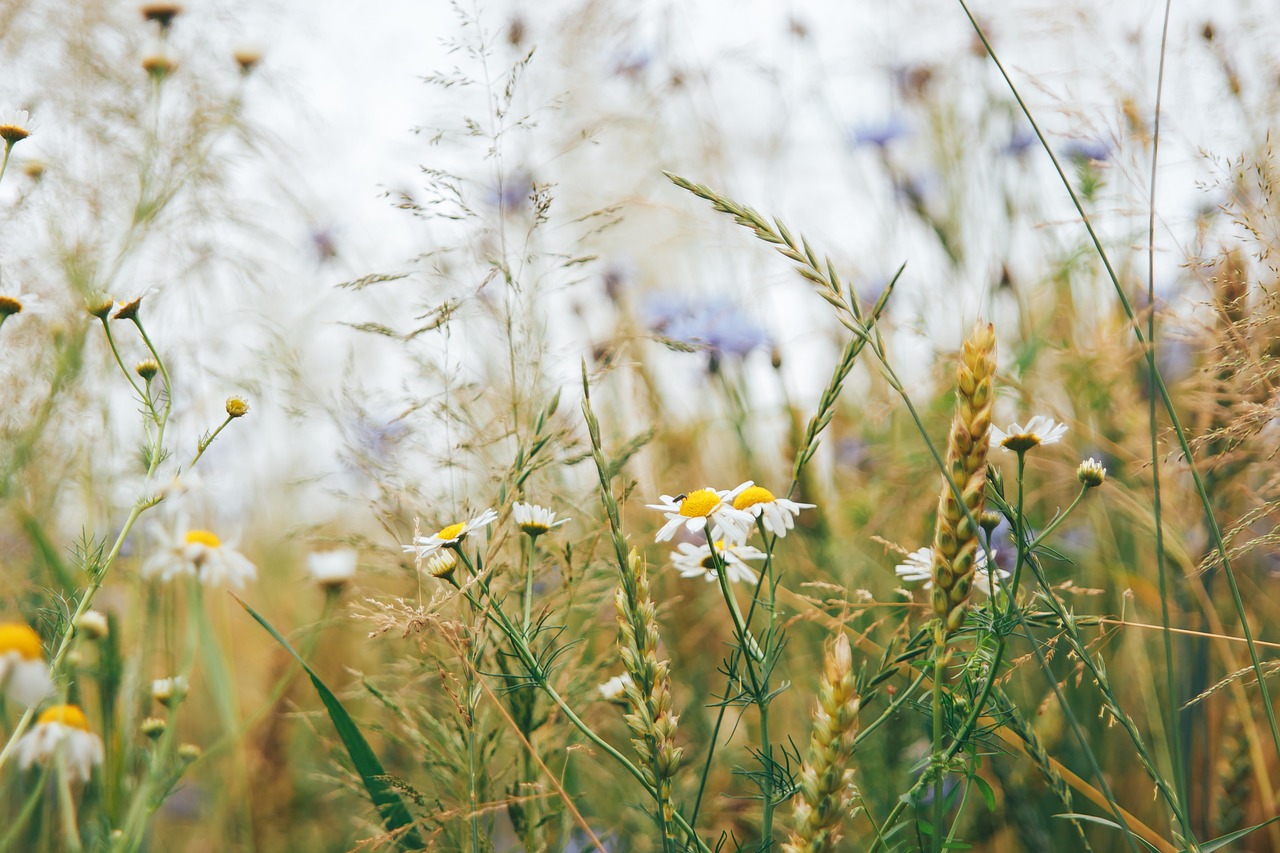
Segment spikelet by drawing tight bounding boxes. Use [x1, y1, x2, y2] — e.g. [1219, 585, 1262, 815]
[784, 633, 860, 853]
[931, 322, 996, 633]
[615, 549, 683, 840]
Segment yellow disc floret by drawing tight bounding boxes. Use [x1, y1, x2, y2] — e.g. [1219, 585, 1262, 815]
[436, 522, 466, 541]
[37, 704, 91, 731]
[184, 530, 222, 548]
[732, 486, 776, 511]
[678, 490, 720, 518]
[0, 623, 44, 661]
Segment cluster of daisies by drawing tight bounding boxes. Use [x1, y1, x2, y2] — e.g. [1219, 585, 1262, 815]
[403, 502, 569, 576]
[647, 481, 814, 584]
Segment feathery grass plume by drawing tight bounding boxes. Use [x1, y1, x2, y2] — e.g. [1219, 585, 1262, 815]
[931, 322, 996, 633]
[784, 633, 860, 853]
[615, 549, 683, 844]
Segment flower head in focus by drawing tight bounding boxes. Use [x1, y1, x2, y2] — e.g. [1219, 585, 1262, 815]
[727, 481, 814, 537]
[671, 540, 766, 584]
[647, 489, 752, 545]
[142, 524, 257, 589]
[0, 623, 54, 707]
[895, 547, 1008, 597]
[14, 704, 104, 782]
[513, 502, 569, 538]
[1077, 458, 1107, 488]
[403, 508, 498, 560]
[990, 416, 1068, 454]
[0, 109, 33, 145]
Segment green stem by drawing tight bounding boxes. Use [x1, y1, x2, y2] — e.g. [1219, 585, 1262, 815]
[931, 631, 946, 853]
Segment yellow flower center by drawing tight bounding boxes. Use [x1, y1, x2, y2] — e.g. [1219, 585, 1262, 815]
[0, 295, 23, 316]
[184, 529, 222, 548]
[37, 704, 91, 732]
[699, 542, 729, 570]
[0, 623, 43, 661]
[0, 125, 30, 143]
[436, 522, 467, 541]
[732, 486, 776, 511]
[1000, 434, 1042, 453]
[678, 490, 720, 518]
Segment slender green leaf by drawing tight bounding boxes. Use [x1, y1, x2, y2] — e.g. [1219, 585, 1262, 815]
[1196, 816, 1280, 852]
[235, 595, 424, 850]
[1053, 815, 1161, 852]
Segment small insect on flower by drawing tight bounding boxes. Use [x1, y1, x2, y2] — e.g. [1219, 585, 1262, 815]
[142, 524, 258, 589]
[512, 501, 569, 537]
[403, 508, 499, 560]
[15, 704, 104, 782]
[598, 673, 634, 704]
[647, 488, 752, 545]
[671, 540, 767, 584]
[0, 622, 55, 707]
[307, 549, 358, 591]
[727, 481, 815, 537]
[895, 547, 1008, 596]
[990, 415, 1068, 454]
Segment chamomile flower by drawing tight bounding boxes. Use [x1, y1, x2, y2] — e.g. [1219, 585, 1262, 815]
[647, 488, 752, 545]
[307, 549, 358, 590]
[512, 502, 569, 537]
[990, 416, 1068, 454]
[403, 508, 499, 559]
[0, 109, 33, 145]
[151, 675, 189, 708]
[0, 623, 54, 707]
[0, 292, 39, 318]
[671, 540, 767, 584]
[14, 704, 104, 782]
[141, 524, 257, 589]
[598, 673, 633, 703]
[727, 481, 815, 537]
[894, 547, 1008, 596]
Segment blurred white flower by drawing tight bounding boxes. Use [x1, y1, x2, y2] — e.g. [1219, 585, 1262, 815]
[151, 675, 189, 708]
[727, 481, 815, 537]
[894, 547, 1008, 596]
[513, 502, 569, 537]
[0, 623, 54, 707]
[403, 508, 498, 559]
[142, 524, 257, 589]
[15, 705, 104, 782]
[307, 549, 357, 589]
[598, 673, 633, 703]
[671, 540, 766, 584]
[990, 416, 1068, 453]
[647, 488, 752, 545]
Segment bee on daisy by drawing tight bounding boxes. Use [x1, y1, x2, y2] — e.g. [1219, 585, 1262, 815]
[647, 488, 752, 545]
[671, 540, 767, 584]
[726, 481, 815, 537]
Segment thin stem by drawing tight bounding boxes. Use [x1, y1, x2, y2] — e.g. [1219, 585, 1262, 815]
[931, 632, 946, 853]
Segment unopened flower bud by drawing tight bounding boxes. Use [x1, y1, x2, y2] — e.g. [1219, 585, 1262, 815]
[140, 2, 182, 29]
[177, 743, 202, 763]
[142, 54, 178, 80]
[140, 717, 166, 739]
[136, 359, 160, 380]
[76, 610, 109, 640]
[1077, 458, 1107, 488]
[979, 510, 1002, 534]
[151, 676, 188, 708]
[87, 296, 114, 319]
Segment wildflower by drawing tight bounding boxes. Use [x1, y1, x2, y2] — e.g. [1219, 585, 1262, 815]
[895, 547, 1008, 597]
[14, 705, 104, 782]
[644, 294, 770, 363]
[307, 549, 357, 590]
[0, 623, 54, 707]
[513, 502, 569, 537]
[1077, 458, 1107, 488]
[142, 54, 178, 80]
[140, 2, 183, 28]
[671, 540, 766, 584]
[598, 673, 633, 703]
[135, 359, 160, 380]
[177, 743, 201, 763]
[0, 294, 26, 317]
[850, 117, 910, 148]
[151, 675, 189, 708]
[233, 48, 262, 74]
[86, 295, 115, 319]
[1062, 138, 1110, 163]
[423, 550, 458, 579]
[112, 286, 156, 321]
[991, 415, 1068, 454]
[0, 109, 33, 145]
[225, 396, 249, 418]
[647, 489, 752, 545]
[140, 717, 166, 740]
[403, 508, 499, 560]
[141, 525, 258, 589]
[75, 610, 109, 640]
[728, 481, 815, 537]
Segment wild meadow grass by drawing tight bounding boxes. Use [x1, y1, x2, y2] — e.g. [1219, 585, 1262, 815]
[4, 1, 1280, 851]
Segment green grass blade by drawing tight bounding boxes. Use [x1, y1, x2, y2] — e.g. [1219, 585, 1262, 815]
[1197, 816, 1280, 853]
[234, 595, 425, 850]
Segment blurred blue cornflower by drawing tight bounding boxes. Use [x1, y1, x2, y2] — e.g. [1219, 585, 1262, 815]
[850, 117, 910, 149]
[1004, 127, 1037, 157]
[1061, 138, 1110, 163]
[643, 293, 770, 363]
[484, 173, 533, 214]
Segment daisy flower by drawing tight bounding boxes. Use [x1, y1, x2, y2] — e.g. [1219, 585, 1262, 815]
[307, 549, 357, 590]
[142, 524, 257, 589]
[647, 488, 752, 545]
[1077, 458, 1107, 488]
[0, 623, 54, 707]
[512, 502, 569, 537]
[990, 415, 1068, 454]
[0, 108, 33, 145]
[0, 292, 40, 318]
[671, 540, 767, 584]
[14, 704, 104, 782]
[403, 508, 498, 559]
[727, 481, 815, 537]
[598, 673, 633, 703]
[151, 675, 189, 708]
[112, 286, 158, 321]
[894, 547, 1009, 596]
